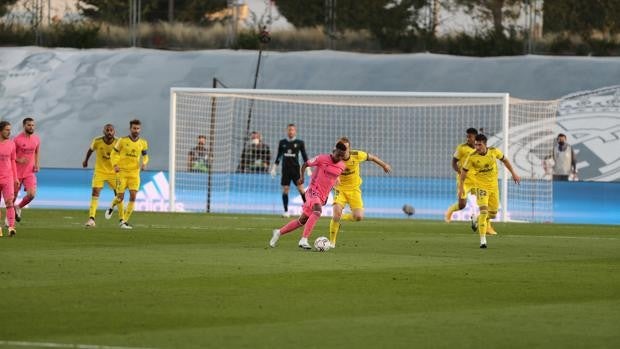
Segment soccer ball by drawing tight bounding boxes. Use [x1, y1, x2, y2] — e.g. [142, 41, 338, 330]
[314, 236, 331, 252]
[402, 204, 415, 216]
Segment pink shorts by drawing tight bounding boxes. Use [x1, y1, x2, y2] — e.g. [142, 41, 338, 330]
[0, 179, 14, 203]
[17, 174, 37, 192]
[302, 189, 324, 216]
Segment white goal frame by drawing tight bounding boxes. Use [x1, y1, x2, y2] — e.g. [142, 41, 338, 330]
[169, 87, 555, 222]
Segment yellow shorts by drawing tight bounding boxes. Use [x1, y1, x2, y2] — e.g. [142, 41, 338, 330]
[473, 187, 499, 211]
[116, 174, 141, 192]
[333, 187, 363, 209]
[92, 172, 118, 191]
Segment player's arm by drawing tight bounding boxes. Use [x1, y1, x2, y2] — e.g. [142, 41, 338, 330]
[570, 147, 577, 174]
[300, 140, 309, 163]
[141, 142, 149, 171]
[82, 149, 94, 168]
[451, 157, 460, 174]
[368, 153, 391, 173]
[458, 167, 468, 197]
[11, 145, 17, 184]
[110, 139, 121, 172]
[298, 162, 308, 185]
[83, 139, 96, 168]
[501, 157, 521, 184]
[34, 142, 40, 172]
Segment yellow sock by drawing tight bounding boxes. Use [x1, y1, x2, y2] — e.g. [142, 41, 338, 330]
[478, 211, 488, 236]
[125, 201, 135, 222]
[118, 201, 125, 221]
[341, 213, 354, 221]
[329, 219, 341, 245]
[88, 196, 99, 218]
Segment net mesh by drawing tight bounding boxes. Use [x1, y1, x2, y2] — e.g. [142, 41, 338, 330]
[171, 89, 558, 222]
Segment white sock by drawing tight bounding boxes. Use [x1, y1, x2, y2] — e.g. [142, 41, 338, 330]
[480, 236, 487, 245]
[299, 237, 308, 244]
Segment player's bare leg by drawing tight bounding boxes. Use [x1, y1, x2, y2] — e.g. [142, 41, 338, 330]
[299, 204, 321, 249]
[270, 214, 308, 247]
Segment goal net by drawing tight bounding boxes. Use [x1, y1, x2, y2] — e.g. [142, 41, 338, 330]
[169, 88, 558, 222]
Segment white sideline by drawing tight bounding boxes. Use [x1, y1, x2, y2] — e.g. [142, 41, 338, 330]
[0, 340, 155, 349]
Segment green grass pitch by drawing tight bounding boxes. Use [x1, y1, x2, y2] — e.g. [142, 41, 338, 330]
[1, 209, 619, 349]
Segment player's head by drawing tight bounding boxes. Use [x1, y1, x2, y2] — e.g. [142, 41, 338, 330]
[198, 135, 206, 146]
[474, 134, 488, 154]
[22, 117, 35, 135]
[129, 119, 141, 138]
[0, 121, 11, 140]
[332, 141, 347, 162]
[103, 124, 115, 139]
[338, 136, 351, 158]
[466, 128, 478, 145]
[287, 124, 297, 139]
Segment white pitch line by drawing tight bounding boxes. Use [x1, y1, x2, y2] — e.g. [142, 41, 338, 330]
[0, 340, 156, 349]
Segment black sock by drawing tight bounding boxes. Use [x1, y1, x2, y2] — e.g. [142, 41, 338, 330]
[301, 192, 306, 203]
[282, 194, 289, 212]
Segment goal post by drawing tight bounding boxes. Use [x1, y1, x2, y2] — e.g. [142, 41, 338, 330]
[169, 88, 558, 223]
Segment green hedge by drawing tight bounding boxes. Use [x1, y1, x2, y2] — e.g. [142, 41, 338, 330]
[1, 21, 620, 56]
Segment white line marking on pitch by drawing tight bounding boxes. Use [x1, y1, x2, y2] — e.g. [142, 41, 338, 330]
[0, 340, 156, 349]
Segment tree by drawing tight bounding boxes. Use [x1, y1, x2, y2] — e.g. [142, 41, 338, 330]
[0, 0, 18, 18]
[454, 0, 523, 36]
[276, 0, 427, 45]
[78, 0, 227, 25]
[543, 0, 620, 37]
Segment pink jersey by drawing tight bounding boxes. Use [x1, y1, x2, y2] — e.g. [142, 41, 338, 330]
[13, 132, 40, 178]
[0, 139, 17, 181]
[305, 154, 346, 203]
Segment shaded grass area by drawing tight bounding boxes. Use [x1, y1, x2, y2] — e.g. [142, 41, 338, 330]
[1, 209, 619, 348]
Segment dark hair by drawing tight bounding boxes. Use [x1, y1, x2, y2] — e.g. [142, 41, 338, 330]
[335, 141, 347, 151]
[198, 135, 206, 139]
[557, 133, 566, 138]
[22, 117, 34, 125]
[287, 123, 296, 128]
[466, 128, 478, 135]
[0, 121, 10, 131]
[130, 119, 141, 127]
[475, 134, 487, 143]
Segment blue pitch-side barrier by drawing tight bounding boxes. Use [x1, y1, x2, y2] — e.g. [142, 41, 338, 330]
[17, 169, 620, 225]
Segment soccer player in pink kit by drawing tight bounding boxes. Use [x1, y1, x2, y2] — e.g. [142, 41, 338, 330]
[270, 141, 348, 249]
[0, 121, 18, 237]
[12, 117, 40, 222]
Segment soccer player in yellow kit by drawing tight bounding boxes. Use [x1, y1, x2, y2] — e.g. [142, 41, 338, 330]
[460, 134, 520, 248]
[329, 137, 391, 248]
[82, 124, 118, 228]
[107, 119, 149, 229]
[444, 128, 477, 222]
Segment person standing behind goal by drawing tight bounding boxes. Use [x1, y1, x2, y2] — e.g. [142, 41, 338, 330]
[270, 123, 309, 217]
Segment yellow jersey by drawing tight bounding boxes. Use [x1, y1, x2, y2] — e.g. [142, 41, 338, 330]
[335, 150, 368, 191]
[90, 136, 117, 176]
[453, 143, 476, 186]
[111, 136, 149, 175]
[462, 147, 504, 190]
